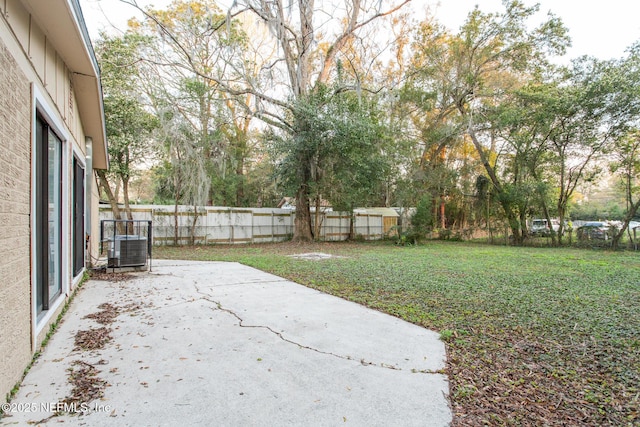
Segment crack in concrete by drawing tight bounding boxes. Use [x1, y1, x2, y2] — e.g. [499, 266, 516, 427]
[147, 270, 288, 288]
[191, 285, 437, 374]
[195, 280, 289, 287]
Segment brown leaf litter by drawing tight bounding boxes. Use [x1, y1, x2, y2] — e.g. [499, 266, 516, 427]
[84, 303, 120, 325]
[83, 302, 142, 325]
[88, 270, 135, 282]
[59, 360, 108, 410]
[73, 327, 112, 351]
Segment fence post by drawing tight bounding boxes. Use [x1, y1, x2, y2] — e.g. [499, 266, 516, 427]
[271, 211, 275, 242]
[206, 210, 211, 244]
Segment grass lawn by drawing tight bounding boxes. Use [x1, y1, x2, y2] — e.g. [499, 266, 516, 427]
[154, 241, 639, 426]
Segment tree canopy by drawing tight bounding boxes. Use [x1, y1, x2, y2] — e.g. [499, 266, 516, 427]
[96, 0, 640, 244]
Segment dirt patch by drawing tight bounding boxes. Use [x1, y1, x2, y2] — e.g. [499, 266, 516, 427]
[288, 252, 344, 260]
[154, 241, 372, 260]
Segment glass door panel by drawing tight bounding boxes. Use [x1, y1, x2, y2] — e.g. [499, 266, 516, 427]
[47, 129, 62, 302]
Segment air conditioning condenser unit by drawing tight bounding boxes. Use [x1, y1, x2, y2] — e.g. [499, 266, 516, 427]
[108, 235, 148, 268]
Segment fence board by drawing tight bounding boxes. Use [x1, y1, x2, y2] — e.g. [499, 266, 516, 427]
[99, 205, 386, 245]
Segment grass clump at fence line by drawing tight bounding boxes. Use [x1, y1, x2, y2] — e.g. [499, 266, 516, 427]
[154, 241, 639, 426]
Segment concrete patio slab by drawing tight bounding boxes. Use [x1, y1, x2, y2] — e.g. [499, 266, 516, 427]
[1, 260, 451, 427]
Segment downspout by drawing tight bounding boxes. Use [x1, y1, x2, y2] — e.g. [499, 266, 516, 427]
[85, 137, 93, 267]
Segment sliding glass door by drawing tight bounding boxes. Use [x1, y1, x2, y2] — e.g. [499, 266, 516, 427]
[36, 114, 62, 315]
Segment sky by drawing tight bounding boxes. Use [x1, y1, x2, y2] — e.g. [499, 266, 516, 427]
[79, 0, 640, 62]
[428, 0, 640, 61]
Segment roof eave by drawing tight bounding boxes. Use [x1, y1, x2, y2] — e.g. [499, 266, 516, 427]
[22, 0, 108, 169]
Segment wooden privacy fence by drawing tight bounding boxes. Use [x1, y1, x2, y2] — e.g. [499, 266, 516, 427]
[99, 205, 392, 245]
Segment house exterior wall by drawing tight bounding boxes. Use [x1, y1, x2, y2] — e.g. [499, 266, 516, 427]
[0, 28, 33, 403]
[0, 0, 106, 400]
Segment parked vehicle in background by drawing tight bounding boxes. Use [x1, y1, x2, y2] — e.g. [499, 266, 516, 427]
[530, 219, 560, 236]
[577, 221, 611, 240]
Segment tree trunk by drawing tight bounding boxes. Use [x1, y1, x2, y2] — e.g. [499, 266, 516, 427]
[314, 195, 322, 240]
[114, 179, 121, 205]
[533, 168, 559, 245]
[487, 194, 492, 243]
[190, 205, 199, 245]
[174, 198, 179, 246]
[556, 210, 566, 246]
[519, 210, 528, 241]
[433, 194, 438, 230]
[122, 177, 135, 234]
[439, 146, 446, 230]
[96, 169, 126, 235]
[612, 199, 640, 250]
[292, 183, 314, 242]
[235, 156, 245, 207]
[506, 213, 523, 245]
[612, 145, 640, 249]
[440, 194, 446, 229]
[96, 170, 122, 221]
[349, 209, 355, 240]
[466, 126, 523, 244]
[542, 208, 558, 246]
